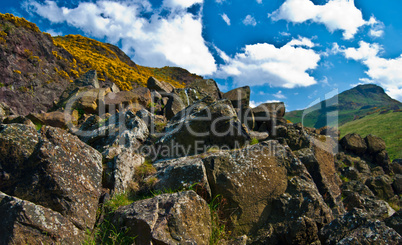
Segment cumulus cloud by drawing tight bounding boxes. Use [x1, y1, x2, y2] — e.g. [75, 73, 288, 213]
[221, 13, 230, 26]
[26, 0, 216, 75]
[250, 100, 281, 108]
[256, 0, 262, 4]
[367, 16, 384, 38]
[243, 15, 257, 26]
[269, 0, 368, 39]
[341, 41, 402, 101]
[214, 37, 321, 88]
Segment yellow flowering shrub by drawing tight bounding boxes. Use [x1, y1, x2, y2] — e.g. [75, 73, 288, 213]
[13, 69, 21, 74]
[53, 34, 186, 90]
[0, 13, 40, 32]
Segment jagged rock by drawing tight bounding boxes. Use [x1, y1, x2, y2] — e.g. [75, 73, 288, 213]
[223, 86, 250, 109]
[103, 148, 145, 194]
[26, 111, 75, 129]
[319, 208, 402, 244]
[340, 133, 367, 155]
[0, 124, 103, 231]
[385, 210, 402, 236]
[151, 157, 211, 199]
[136, 108, 167, 133]
[375, 150, 392, 173]
[365, 134, 386, 154]
[392, 174, 402, 194]
[164, 87, 204, 119]
[111, 83, 120, 93]
[75, 70, 99, 88]
[111, 191, 211, 244]
[365, 175, 395, 200]
[187, 79, 222, 101]
[104, 88, 151, 113]
[0, 102, 15, 118]
[252, 102, 286, 132]
[147, 76, 174, 93]
[0, 192, 83, 244]
[158, 98, 250, 158]
[295, 143, 344, 216]
[78, 110, 149, 153]
[342, 191, 395, 219]
[201, 140, 333, 236]
[58, 87, 111, 115]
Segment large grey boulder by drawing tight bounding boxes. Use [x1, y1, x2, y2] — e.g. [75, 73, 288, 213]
[157, 98, 250, 158]
[188, 79, 222, 101]
[151, 157, 211, 198]
[201, 140, 333, 236]
[0, 124, 103, 232]
[111, 191, 211, 245]
[340, 133, 367, 155]
[0, 192, 83, 244]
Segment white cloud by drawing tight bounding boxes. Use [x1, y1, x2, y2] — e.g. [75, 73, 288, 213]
[341, 41, 402, 101]
[45, 29, 62, 36]
[273, 91, 286, 99]
[26, 0, 216, 75]
[269, 0, 368, 39]
[221, 13, 230, 26]
[256, 0, 262, 3]
[214, 37, 321, 89]
[243, 15, 257, 26]
[287, 36, 315, 48]
[367, 16, 384, 38]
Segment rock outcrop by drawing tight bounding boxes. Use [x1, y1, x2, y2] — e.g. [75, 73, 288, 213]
[111, 191, 211, 244]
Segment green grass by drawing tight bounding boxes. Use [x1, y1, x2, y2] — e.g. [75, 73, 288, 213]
[209, 195, 229, 245]
[339, 111, 402, 161]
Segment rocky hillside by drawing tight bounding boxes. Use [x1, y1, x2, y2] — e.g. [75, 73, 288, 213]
[285, 84, 401, 128]
[1, 14, 402, 245]
[0, 13, 201, 116]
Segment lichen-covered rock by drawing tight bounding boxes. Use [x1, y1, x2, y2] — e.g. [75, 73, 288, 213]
[158, 99, 250, 158]
[104, 88, 151, 113]
[319, 208, 402, 245]
[111, 191, 211, 245]
[187, 78, 222, 101]
[295, 144, 344, 216]
[365, 175, 395, 200]
[0, 124, 103, 231]
[27, 111, 74, 129]
[152, 157, 211, 198]
[201, 140, 333, 236]
[392, 174, 402, 194]
[385, 210, 402, 236]
[0, 192, 83, 244]
[340, 133, 367, 155]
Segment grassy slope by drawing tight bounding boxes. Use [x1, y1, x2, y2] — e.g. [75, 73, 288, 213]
[339, 111, 402, 161]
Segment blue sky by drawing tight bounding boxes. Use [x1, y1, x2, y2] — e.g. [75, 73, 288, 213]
[1, 0, 402, 111]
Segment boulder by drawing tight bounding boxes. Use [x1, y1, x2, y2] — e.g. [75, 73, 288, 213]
[2, 115, 35, 127]
[0, 102, 15, 118]
[253, 102, 285, 118]
[151, 157, 211, 199]
[75, 70, 99, 88]
[111, 191, 211, 245]
[365, 175, 395, 200]
[147, 76, 174, 93]
[295, 144, 344, 216]
[392, 174, 402, 194]
[340, 133, 367, 155]
[0, 192, 83, 244]
[27, 111, 74, 129]
[59, 87, 111, 114]
[187, 79, 222, 101]
[385, 210, 402, 236]
[201, 140, 333, 236]
[104, 88, 151, 113]
[319, 208, 402, 244]
[157, 98, 250, 158]
[78, 110, 149, 153]
[375, 150, 392, 173]
[0, 124, 103, 231]
[365, 134, 386, 154]
[249, 131, 269, 142]
[392, 159, 402, 174]
[223, 86, 250, 109]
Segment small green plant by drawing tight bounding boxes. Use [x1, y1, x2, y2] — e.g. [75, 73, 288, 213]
[148, 102, 157, 108]
[0, 82, 4, 88]
[209, 195, 229, 245]
[104, 192, 134, 212]
[250, 138, 259, 145]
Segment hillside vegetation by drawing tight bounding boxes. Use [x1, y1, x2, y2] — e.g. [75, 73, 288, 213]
[339, 110, 402, 160]
[53, 34, 192, 90]
[285, 84, 401, 128]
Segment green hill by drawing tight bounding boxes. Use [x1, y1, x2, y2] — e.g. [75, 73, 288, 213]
[339, 110, 402, 161]
[285, 84, 401, 128]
